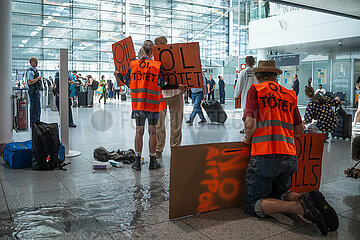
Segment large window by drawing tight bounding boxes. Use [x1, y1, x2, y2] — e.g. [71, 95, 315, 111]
[12, 0, 253, 79]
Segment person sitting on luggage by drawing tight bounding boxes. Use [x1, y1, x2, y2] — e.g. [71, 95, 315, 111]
[303, 86, 340, 136]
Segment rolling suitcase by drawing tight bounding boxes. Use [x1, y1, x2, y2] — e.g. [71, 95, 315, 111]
[78, 92, 87, 106]
[121, 94, 126, 101]
[202, 100, 227, 124]
[332, 107, 352, 140]
[3, 140, 33, 169]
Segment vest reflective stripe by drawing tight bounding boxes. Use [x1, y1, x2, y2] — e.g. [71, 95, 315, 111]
[252, 81, 297, 156]
[131, 98, 161, 105]
[252, 134, 295, 144]
[257, 120, 294, 130]
[131, 88, 161, 96]
[130, 59, 163, 112]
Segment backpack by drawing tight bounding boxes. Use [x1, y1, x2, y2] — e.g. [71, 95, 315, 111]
[92, 80, 99, 90]
[32, 122, 69, 170]
[93, 147, 135, 164]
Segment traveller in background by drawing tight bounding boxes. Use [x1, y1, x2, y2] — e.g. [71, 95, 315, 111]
[99, 75, 107, 104]
[315, 84, 326, 96]
[291, 74, 299, 96]
[186, 74, 207, 126]
[114, 79, 121, 100]
[207, 74, 216, 101]
[308, 77, 312, 86]
[69, 71, 77, 103]
[243, 60, 336, 236]
[26, 57, 42, 127]
[303, 86, 340, 136]
[86, 75, 94, 107]
[353, 77, 360, 126]
[53, 71, 76, 127]
[218, 75, 226, 104]
[154, 36, 186, 159]
[115, 40, 166, 171]
[108, 79, 114, 99]
[74, 73, 82, 106]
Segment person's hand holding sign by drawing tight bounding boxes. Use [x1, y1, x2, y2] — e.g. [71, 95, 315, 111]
[178, 84, 187, 92]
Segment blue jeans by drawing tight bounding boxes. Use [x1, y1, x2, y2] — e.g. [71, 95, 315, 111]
[244, 154, 298, 217]
[219, 89, 225, 104]
[28, 89, 41, 127]
[189, 91, 206, 122]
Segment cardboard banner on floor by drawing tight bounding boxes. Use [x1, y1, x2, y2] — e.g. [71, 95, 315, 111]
[153, 42, 203, 88]
[112, 36, 136, 86]
[169, 133, 324, 219]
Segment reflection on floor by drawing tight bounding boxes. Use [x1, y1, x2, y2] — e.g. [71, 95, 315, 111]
[1, 98, 359, 239]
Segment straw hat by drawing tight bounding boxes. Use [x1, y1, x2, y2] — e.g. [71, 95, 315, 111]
[253, 60, 283, 75]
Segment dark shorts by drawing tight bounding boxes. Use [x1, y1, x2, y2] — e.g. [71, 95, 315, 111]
[132, 110, 159, 126]
[243, 154, 298, 217]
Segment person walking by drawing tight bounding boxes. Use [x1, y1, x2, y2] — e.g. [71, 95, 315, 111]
[243, 60, 337, 236]
[154, 36, 186, 159]
[26, 57, 42, 127]
[218, 75, 226, 104]
[186, 75, 207, 126]
[291, 74, 300, 96]
[115, 41, 166, 171]
[99, 75, 107, 104]
[114, 78, 121, 100]
[86, 75, 94, 107]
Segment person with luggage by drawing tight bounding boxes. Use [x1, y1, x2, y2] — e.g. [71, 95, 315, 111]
[99, 75, 107, 104]
[243, 60, 338, 236]
[85, 75, 94, 107]
[218, 75, 226, 104]
[26, 57, 42, 127]
[207, 75, 216, 101]
[303, 86, 340, 137]
[107, 80, 114, 99]
[154, 36, 186, 159]
[115, 40, 167, 171]
[315, 84, 326, 96]
[186, 74, 207, 126]
[114, 79, 121, 100]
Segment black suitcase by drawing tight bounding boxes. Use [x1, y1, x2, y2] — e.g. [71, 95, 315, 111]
[202, 100, 227, 124]
[78, 92, 87, 106]
[332, 107, 352, 140]
[121, 94, 126, 101]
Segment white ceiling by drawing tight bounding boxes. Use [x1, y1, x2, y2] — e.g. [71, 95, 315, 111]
[267, 0, 360, 19]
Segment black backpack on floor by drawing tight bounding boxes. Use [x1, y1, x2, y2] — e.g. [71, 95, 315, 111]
[32, 122, 68, 170]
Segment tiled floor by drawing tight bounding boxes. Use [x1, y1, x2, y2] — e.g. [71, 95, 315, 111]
[0, 98, 359, 239]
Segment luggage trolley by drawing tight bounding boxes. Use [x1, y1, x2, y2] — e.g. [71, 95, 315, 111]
[12, 88, 29, 132]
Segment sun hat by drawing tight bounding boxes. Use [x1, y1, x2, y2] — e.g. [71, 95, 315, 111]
[253, 60, 283, 75]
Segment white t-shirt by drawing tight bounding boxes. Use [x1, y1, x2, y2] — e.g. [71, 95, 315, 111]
[162, 89, 182, 98]
[234, 67, 258, 109]
[315, 88, 326, 95]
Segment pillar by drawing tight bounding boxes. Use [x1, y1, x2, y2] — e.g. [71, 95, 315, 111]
[0, 0, 13, 148]
[257, 48, 268, 64]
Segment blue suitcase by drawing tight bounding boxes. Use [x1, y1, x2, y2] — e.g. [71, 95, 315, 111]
[3, 141, 66, 169]
[3, 140, 32, 169]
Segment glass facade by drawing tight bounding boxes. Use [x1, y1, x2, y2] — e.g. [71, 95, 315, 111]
[12, 0, 254, 80]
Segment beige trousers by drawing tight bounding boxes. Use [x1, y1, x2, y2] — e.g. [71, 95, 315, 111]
[156, 93, 184, 153]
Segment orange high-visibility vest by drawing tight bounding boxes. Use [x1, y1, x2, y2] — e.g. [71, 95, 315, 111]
[130, 59, 165, 112]
[251, 81, 297, 156]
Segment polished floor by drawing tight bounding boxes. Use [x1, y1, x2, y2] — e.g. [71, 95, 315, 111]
[0, 97, 359, 239]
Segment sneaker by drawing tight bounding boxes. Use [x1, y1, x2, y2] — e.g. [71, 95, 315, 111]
[186, 120, 193, 126]
[198, 120, 207, 124]
[299, 194, 328, 235]
[149, 156, 161, 170]
[131, 156, 141, 171]
[69, 123, 77, 128]
[309, 190, 339, 232]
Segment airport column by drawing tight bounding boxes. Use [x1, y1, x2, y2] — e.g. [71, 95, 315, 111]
[0, 0, 13, 152]
[257, 48, 268, 63]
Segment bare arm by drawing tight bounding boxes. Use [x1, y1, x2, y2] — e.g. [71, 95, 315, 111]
[244, 117, 257, 143]
[294, 123, 305, 136]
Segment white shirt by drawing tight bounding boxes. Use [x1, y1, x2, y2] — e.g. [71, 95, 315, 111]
[234, 67, 258, 109]
[315, 88, 326, 95]
[161, 89, 182, 98]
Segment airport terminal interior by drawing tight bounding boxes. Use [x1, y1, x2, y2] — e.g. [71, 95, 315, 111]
[0, 0, 360, 239]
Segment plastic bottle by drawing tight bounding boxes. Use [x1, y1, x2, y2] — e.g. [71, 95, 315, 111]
[108, 160, 123, 168]
[93, 161, 111, 170]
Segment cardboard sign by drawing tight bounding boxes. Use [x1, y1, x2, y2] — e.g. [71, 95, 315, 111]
[290, 133, 325, 193]
[169, 133, 324, 219]
[112, 36, 136, 86]
[235, 96, 241, 109]
[153, 42, 203, 88]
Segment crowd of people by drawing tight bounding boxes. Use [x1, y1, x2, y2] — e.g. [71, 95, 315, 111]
[26, 41, 343, 236]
